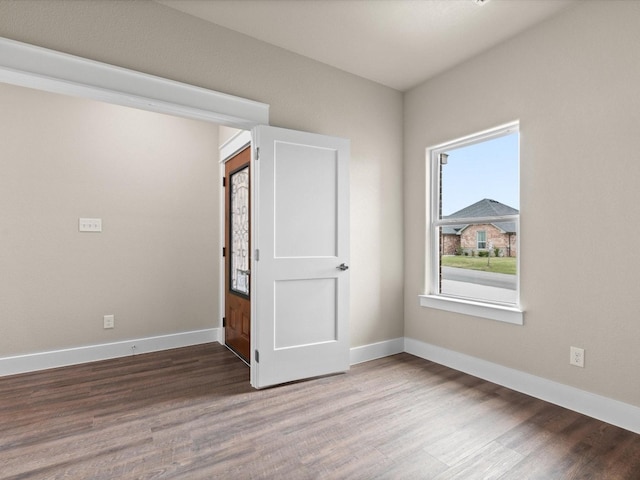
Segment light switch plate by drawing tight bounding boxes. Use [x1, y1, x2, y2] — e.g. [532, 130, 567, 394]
[79, 218, 102, 232]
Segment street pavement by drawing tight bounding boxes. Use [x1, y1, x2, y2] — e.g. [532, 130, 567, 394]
[441, 266, 516, 290]
[440, 266, 517, 304]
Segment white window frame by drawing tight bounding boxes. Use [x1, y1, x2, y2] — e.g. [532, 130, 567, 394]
[476, 230, 487, 250]
[420, 121, 523, 325]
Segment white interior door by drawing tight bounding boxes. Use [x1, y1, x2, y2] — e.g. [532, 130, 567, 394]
[251, 125, 350, 389]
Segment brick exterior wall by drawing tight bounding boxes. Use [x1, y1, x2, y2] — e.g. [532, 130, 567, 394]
[442, 224, 517, 257]
[508, 231, 517, 257]
[442, 233, 461, 255]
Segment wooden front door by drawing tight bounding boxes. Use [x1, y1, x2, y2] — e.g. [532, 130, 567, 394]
[224, 147, 251, 363]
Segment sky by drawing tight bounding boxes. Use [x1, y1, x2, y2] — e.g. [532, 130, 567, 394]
[441, 132, 519, 216]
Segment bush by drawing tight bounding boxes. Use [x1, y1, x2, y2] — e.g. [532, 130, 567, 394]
[494, 247, 501, 257]
[454, 246, 464, 256]
[478, 250, 489, 257]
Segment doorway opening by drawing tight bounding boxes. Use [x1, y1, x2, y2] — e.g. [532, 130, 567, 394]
[224, 146, 251, 363]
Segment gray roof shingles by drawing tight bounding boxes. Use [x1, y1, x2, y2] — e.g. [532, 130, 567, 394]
[441, 199, 518, 235]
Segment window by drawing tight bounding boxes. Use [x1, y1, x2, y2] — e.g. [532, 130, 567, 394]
[476, 231, 487, 250]
[420, 122, 522, 325]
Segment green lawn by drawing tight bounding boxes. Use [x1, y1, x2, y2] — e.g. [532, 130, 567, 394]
[441, 255, 517, 275]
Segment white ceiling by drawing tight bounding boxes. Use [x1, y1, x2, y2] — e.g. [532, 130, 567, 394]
[157, 0, 576, 92]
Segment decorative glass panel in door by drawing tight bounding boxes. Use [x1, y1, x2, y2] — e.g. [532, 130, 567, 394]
[230, 166, 250, 295]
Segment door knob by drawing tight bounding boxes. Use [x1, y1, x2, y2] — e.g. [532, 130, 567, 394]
[337, 263, 349, 271]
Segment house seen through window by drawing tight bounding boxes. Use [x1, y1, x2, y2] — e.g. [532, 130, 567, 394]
[430, 122, 519, 307]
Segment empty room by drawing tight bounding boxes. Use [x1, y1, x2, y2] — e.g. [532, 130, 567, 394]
[0, 0, 639, 478]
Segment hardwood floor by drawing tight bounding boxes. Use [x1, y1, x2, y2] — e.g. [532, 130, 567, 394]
[0, 344, 638, 479]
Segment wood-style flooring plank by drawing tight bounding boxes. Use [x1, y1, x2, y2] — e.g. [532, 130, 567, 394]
[0, 343, 638, 479]
[433, 441, 524, 480]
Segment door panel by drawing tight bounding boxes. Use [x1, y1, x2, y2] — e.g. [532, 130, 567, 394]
[274, 278, 337, 349]
[225, 147, 251, 363]
[252, 125, 350, 388]
[274, 143, 338, 257]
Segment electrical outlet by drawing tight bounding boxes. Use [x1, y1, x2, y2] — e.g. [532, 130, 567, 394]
[103, 314, 115, 329]
[570, 346, 585, 367]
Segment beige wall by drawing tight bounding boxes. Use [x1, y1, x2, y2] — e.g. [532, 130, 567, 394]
[0, 83, 219, 355]
[218, 126, 243, 147]
[404, 1, 640, 407]
[0, 0, 405, 352]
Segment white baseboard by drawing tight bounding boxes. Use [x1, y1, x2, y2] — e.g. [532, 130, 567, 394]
[350, 337, 405, 365]
[405, 337, 640, 435]
[0, 328, 219, 377]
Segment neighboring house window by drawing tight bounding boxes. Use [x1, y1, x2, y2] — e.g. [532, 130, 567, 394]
[420, 121, 522, 325]
[476, 230, 487, 250]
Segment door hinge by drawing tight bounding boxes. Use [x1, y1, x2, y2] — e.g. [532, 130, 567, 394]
[255, 350, 259, 363]
[222, 247, 226, 257]
[255, 147, 260, 160]
[255, 249, 260, 261]
[222, 316, 226, 327]
[222, 177, 226, 187]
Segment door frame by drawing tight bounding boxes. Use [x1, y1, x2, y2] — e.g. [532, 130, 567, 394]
[219, 131, 252, 362]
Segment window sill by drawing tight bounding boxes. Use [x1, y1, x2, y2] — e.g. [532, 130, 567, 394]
[419, 295, 523, 325]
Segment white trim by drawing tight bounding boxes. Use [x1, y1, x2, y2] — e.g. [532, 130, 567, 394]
[219, 155, 225, 346]
[405, 337, 640, 435]
[0, 329, 219, 377]
[0, 37, 269, 128]
[350, 338, 405, 365]
[420, 294, 524, 325]
[438, 214, 519, 227]
[429, 121, 519, 153]
[220, 130, 252, 164]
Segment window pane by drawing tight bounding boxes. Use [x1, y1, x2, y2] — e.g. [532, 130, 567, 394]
[477, 231, 486, 249]
[439, 222, 517, 305]
[440, 132, 519, 218]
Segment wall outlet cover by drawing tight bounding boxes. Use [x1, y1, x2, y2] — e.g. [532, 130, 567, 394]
[570, 346, 585, 368]
[103, 314, 115, 329]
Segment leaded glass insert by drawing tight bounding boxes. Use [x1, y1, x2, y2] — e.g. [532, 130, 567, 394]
[230, 166, 249, 295]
